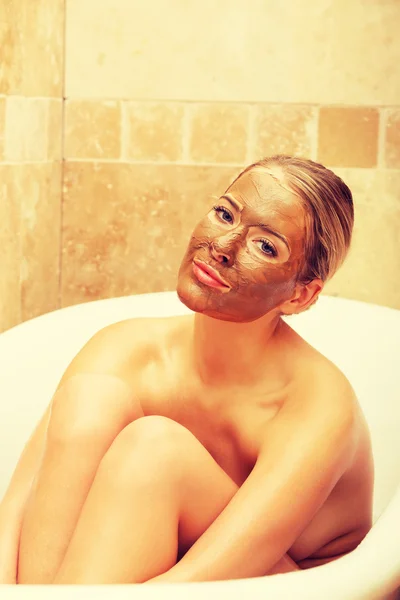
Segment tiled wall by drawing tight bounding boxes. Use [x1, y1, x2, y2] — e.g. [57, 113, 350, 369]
[62, 0, 400, 311]
[0, 0, 64, 332]
[1, 0, 400, 332]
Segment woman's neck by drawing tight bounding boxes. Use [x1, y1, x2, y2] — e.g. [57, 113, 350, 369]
[191, 311, 284, 388]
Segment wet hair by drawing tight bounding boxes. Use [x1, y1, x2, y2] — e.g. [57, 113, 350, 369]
[234, 155, 354, 284]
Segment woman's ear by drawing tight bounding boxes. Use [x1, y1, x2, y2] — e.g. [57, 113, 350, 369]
[280, 279, 324, 315]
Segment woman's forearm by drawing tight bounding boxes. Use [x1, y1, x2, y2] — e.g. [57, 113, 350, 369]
[0, 470, 40, 583]
[146, 552, 300, 584]
[0, 470, 38, 584]
[268, 553, 301, 574]
[0, 536, 18, 583]
[0, 405, 52, 584]
[0, 500, 26, 583]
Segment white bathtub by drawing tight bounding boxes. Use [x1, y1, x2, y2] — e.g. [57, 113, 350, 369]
[1, 291, 400, 599]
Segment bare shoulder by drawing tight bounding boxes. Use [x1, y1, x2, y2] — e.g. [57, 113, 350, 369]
[92, 315, 167, 342]
[309, 355, 374, 478]
[307, 354, 358, 414]
[289, 339, 370, 468]
[87, 315, 184, 366]
[285, 325, 358, 419]
[278, 331, 358, 438]
[97, 314, 189, 352]
[57, 314, 187, 391]
[282, 321, 355, 404]
[89, 313, 167, 342]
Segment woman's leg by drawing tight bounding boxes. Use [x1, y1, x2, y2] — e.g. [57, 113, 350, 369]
[53, 415, 240, 584]
[18, 374, 144, 584]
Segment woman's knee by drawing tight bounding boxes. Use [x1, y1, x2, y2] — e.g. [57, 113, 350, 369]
[46, 373, 142, 444]
[97, 416, 198, 485]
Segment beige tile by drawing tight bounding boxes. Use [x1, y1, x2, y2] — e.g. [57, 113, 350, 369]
[323, 169, 400, 309]
[0, 165, 21, 333]
[61, 162, 241, 307]
[65, 100, 121, 159]
[66, 0, 400, 105]
[48, 99, 63, 160]
[318, 107, 379, 168]
[0, 97, 5, 160]
[189, 104, 248, 163]
[4, 97, 48, 161]
[125, 103, 183, 161]
[20, 162, 61, 322]
[254, 105, 316, 160]
[0, 0, 23, 94]
[0, 0, 64, 96]
[384, 109, 400, 168]
[4, 96, 26, 161]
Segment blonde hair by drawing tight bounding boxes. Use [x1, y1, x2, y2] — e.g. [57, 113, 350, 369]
[235, 155, 354, 284]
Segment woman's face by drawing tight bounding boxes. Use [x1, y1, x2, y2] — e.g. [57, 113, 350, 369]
[176, 168, 307, 322]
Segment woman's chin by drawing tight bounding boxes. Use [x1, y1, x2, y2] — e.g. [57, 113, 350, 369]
[176, 279, 278, 324]
[176, 280, 240, 322]
[176, 278, 206, 313]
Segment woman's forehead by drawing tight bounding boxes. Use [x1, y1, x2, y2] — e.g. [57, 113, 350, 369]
[226, 169, 305, 224]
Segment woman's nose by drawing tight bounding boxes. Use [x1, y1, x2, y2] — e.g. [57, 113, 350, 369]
[210, 233, 241, 266]
[210, 243, 231, 265]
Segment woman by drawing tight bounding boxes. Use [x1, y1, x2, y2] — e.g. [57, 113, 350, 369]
[0, 155, 374, 585]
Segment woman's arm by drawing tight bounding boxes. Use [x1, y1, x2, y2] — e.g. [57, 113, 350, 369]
[217, 487, 400, 600]
[147, 377, 357, 583]
[0, 320, 137, 584]
[0, 405, 52, 583]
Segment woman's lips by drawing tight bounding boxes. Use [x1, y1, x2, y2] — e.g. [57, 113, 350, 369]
[192, 259, 231, 290]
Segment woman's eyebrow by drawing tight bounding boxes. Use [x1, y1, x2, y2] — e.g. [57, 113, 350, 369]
[221, 194, 290, 253]
[255, 223, 291, 253]
[221, 194, 244, 212]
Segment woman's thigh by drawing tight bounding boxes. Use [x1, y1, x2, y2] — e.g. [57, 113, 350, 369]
[96, 415, 240, 557]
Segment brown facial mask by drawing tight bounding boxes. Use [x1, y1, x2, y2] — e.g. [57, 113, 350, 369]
[176, 169, 307, 323]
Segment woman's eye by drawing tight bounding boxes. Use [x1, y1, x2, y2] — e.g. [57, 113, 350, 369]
[213, 205, 233, 223]
[257, 239, 277, 257]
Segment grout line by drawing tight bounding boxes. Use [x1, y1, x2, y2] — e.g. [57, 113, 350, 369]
[0, 94, 68, 101]
[41, 96, 400, 109]
[36, 158, 400, 171]
[44, 98, 50, 162]
[0, 160, 68, 165]
[53, 158, 250, 167]
[3, 95, 11, 162]
[0, 94, 399, 110]
[376, 108, 388, 168]
[0, 158, 399, 171]
[312, 106, 320, 162]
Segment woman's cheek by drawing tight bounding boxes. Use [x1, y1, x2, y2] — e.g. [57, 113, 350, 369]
[233, 256, 298, 304]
